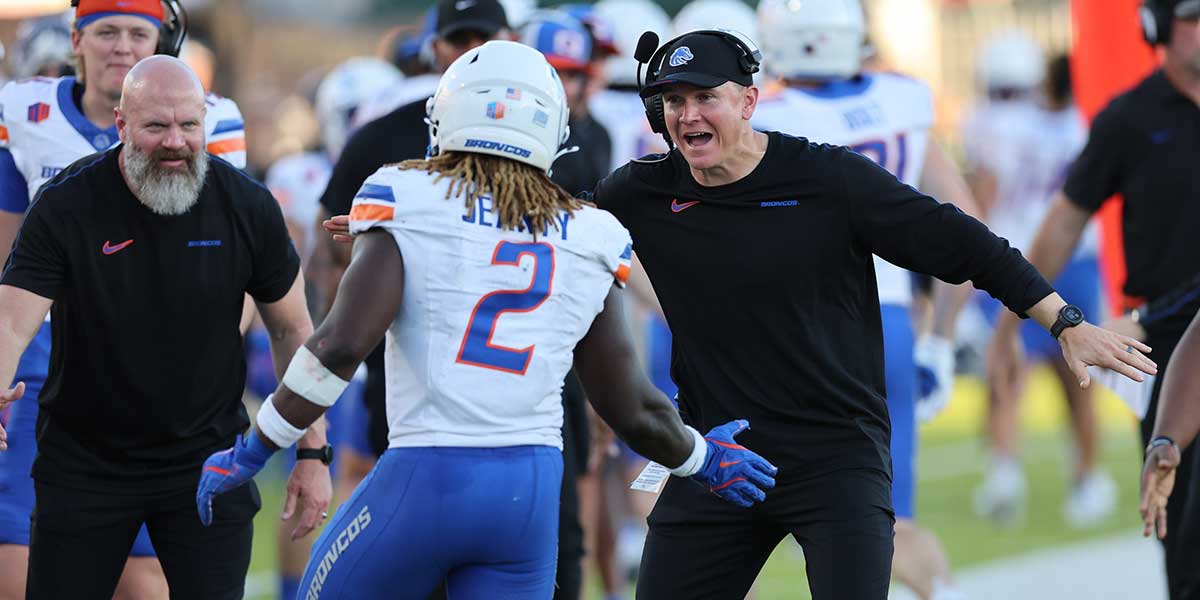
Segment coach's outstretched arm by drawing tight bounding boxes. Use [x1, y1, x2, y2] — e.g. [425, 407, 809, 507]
[574, 286, 778, 507]
[197, 229, 405, 525]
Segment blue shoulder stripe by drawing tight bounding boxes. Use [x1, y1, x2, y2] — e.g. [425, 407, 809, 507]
[355, 183, 395, 204]
[211, 119, 244, 136]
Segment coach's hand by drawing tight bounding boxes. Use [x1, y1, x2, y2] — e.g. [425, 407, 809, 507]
[691, 420, 777, 508]
[322, 215, 354, 244]
[1058, 322, 1156, 388]
[0, 382, 25, 451]
[282, 456, 333, 540]
[196, 431, 275, 526]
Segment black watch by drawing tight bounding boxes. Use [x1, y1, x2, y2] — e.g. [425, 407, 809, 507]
[297, 444, 334, 466]
[1051, 304, 1085, 339]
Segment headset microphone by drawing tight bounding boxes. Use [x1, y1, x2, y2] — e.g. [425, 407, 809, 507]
[634, 31, 659, 89]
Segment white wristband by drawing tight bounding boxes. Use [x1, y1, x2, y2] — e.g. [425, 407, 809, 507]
[256, 394, 307, 448]
[668, 426, 708, 477]
[281, 345, 350, 407]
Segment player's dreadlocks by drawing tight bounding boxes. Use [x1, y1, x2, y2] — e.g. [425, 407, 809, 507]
[396, 151, 582, 236]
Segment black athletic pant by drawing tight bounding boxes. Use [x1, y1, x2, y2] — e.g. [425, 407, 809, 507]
[26, 478, 260, 600]
[1141, 333, 1200, 600]
[637, 467, 894, 600]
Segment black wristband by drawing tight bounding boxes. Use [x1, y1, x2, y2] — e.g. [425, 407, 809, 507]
[297, 445, 334, 466]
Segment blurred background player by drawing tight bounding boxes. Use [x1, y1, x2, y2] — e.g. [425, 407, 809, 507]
[8, 12, 73, 80]
[964, 31, 1113, 529]
[752, 0, 977, 598]
[591, 0, 672, 168]
[353, 10, 436, 129]
[255, 55, 399, 600]
[0, 1, 245, 598]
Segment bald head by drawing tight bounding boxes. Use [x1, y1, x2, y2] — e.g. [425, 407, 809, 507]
[120, 55, 206, 112]
[115, 55, 210, 216]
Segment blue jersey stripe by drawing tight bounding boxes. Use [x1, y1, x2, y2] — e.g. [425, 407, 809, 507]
[211, 119, 244, 136]
[355, 183, 395, 204]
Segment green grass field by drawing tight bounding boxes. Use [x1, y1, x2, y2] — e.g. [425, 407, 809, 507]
[245, 368, 1148, 600]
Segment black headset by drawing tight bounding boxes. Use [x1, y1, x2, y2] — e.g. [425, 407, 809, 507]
[635, 28, 762, 148]
[69, 0, 189, 57]
[1139, 0, 1174, 45]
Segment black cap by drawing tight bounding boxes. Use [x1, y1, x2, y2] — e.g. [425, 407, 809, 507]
[1173, 0, 1200, 18]
[640, 32, 752, 98]
[437, 0, 508, 38]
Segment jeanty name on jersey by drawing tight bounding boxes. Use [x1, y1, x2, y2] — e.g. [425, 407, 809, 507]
[463, 192, 574, 241]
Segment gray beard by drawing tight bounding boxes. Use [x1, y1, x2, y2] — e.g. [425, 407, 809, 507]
[123, 144, 209, 216]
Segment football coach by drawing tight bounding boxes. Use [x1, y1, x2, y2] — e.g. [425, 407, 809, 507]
[586, 28, 1159, 600]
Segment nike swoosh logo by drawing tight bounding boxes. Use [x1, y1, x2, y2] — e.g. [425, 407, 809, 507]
[719, 460, 742, 468]
[670, 199, 700, 213]
[455, 0, 476, 9]
[102, 239, 134, 255]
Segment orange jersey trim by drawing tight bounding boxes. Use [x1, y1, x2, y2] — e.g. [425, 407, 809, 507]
[614, 264, 631, 284]
[349, 204, 395, 222]
[206, 137, 246, 155]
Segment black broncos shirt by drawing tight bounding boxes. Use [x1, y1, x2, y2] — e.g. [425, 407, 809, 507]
[2, 147, 299, 492]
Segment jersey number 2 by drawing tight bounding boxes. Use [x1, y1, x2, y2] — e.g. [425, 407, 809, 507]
[456, 241, 556, 374]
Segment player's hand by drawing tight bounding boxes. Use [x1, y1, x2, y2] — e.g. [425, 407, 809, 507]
[1058, 322, 1156, 387]
[914, 335, 955, 423]
[690, 420, 778, 508]
[0, 382, 25, 451]
[1140, 442, 1181, 539]
[196, 431, 275, 526]
[322, 215, 354, 244]
[282, 454, 333, 540]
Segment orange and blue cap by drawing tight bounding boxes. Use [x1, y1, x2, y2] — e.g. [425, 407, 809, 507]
[75, 0, 164, 31]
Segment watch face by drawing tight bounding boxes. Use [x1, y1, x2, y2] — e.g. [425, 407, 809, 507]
[1064, 306, 1084, 324]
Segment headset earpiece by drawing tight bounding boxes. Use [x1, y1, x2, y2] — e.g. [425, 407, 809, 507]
[1139, 1, 1172, 45]
[158, 0, 188, 57]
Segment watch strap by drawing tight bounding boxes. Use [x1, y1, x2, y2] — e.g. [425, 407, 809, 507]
[296, 445, 333, 465]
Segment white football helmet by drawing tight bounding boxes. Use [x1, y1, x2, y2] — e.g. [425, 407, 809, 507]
[674, 0, 759, 44]
[12, 13, 72, 78]
[426, 40, 570, 173]
[977, 29, 1045, 91]
[594, 0, 672, 87]
[757, 0, 865, 80]
[315, 57, 405, 159]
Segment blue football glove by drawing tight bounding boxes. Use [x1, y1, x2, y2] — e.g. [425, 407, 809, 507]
[196, 431, 275, 526]
[690, 420, 778, 508]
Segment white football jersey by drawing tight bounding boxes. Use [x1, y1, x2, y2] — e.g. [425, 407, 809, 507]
[589, 88, 669, 171]
[962, 101, 1095, 257]
[753, 73, 935, 307]
[348, 166, 633, 450]
[265, 151, 332, 261]
[352, 74, 440, 129]
[0, 75, 246, 207]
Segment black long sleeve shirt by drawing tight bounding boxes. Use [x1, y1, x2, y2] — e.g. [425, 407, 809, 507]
[589, 132, 1053, 481]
